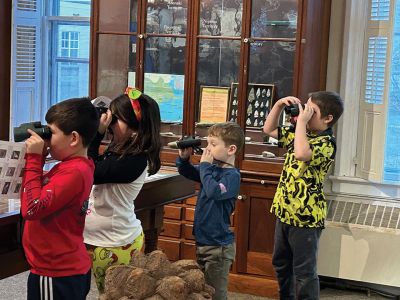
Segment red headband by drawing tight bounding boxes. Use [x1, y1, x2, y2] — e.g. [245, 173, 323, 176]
[124, 87, 142, 122]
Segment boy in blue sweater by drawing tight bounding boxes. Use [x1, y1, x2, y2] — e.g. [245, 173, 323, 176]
[176, 122, 245, 300]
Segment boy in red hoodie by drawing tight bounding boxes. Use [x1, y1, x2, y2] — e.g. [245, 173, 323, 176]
[21, 97, 99, 300]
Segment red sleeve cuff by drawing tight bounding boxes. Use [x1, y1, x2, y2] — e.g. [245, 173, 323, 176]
[25, 153, 45, 168]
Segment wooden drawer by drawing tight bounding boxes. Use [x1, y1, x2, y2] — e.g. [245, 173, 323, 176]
[160, 220, 181, 238]
[185, 207, 195, 222]
[158, 238, 181, 261]
[164, 205, 182, 220]
[182, 223, 194, 240]
[181, 242, 196, 260]
[185, 196, 197, 206]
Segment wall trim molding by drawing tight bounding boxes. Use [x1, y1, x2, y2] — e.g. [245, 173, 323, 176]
[334, 0, 368, 178]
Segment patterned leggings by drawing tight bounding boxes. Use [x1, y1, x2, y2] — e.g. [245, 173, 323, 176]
[86, 231, 144, 293]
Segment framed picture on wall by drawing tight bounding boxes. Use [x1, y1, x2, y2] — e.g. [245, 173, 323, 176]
[198, 86, 230, 123]
[228, 83, 275, 128]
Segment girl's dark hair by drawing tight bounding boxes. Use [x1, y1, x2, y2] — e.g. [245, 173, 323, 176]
[109, 93, 161, 175]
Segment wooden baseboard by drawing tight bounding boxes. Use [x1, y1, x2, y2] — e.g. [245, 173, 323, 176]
[228, 273, 279, 299]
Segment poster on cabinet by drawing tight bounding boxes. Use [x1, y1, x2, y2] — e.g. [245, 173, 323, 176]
[198, 86, 230, 123]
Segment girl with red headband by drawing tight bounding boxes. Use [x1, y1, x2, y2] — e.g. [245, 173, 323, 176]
[83, 87, 161, 294]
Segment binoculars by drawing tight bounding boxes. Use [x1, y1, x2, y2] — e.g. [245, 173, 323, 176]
[96, 106, 108, 116]
[284, 104, 305, 117]
[92, 96, 111, 116]
[14, 121, 51, 142]
[168, 136, 203, 154]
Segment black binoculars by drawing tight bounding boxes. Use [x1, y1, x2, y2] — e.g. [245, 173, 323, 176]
[92, 96, 111, 116]
[284, 104, 305, 117]
[14, 121, 51, 142]
[168, 136, 203, 154]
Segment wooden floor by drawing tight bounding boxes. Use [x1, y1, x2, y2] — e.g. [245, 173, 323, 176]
[229, 273, 279, 298]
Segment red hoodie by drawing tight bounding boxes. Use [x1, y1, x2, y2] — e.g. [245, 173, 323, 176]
[21, 153, 94, 277]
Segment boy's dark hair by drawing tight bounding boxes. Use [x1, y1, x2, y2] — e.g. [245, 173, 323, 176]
[208, 122, 245, 154]
[309, 91, 344, 127]
[109, 93, 161, 175]
[45, 97, 99, 147]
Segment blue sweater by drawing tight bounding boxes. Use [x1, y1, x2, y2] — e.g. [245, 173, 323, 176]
[176, 157, 241, 246]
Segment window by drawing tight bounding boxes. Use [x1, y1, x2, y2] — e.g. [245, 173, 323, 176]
[330, 0, 400, 199]
[48, 1, 90, 105]
[10, 0, 91, 131]
[356, 0, 400, 184]
[384, 0, 400, 182]
[61, 31, 79, 57]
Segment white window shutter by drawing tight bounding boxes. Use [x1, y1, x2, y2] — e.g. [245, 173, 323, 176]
[356, 0, 393, 182]
[10, 0, 42, 137]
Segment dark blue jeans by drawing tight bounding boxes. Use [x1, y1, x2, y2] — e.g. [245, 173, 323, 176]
[27, 270, 91, 300]
[272, 220, 322, 300]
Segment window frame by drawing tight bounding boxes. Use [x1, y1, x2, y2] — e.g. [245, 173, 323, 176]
[44, 13, 90, 108]
[328, 0, 400, 200]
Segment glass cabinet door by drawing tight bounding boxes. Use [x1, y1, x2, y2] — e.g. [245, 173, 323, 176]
[95, 0, 138, 97]
[243, 0, 297, 161]
[192, 0, 297, 162]
[143, 1, 188, 146]
[194, 1, 243, 148]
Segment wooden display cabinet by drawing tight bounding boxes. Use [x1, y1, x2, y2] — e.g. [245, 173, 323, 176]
[90, 0, 331, 297]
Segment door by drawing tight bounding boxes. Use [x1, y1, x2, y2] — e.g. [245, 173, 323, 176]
[235, 180, 278, 277]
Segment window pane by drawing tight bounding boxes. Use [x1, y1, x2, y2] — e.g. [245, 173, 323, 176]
[199, 1, 243, 37]
[52, 22, 89, 105]
[384, 1, 400, 182]
[97, 34, 131, 97]
[55, 0, 91, 17]
[251, 0, 297, 38]
[144, 37, 185, 74]
[197, 39, 240, 87]
[143, 37, 186, 146]
[147, 0, 188, 35]
[249, 41, 295, 99]
[98, 0, 138, 32]
[56, 62, 89, 102]
[194, 39, 241, 149]
[244, 41, 296, 160]
[70, 49, 78, 57]
[56, 24, 88, 59]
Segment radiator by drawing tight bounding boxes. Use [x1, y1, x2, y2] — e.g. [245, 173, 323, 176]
[318, 196, 400, 287]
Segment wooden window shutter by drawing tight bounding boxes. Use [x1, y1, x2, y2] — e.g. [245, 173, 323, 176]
[10, 0, 42, 137]
[356, 0, 393, 181]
